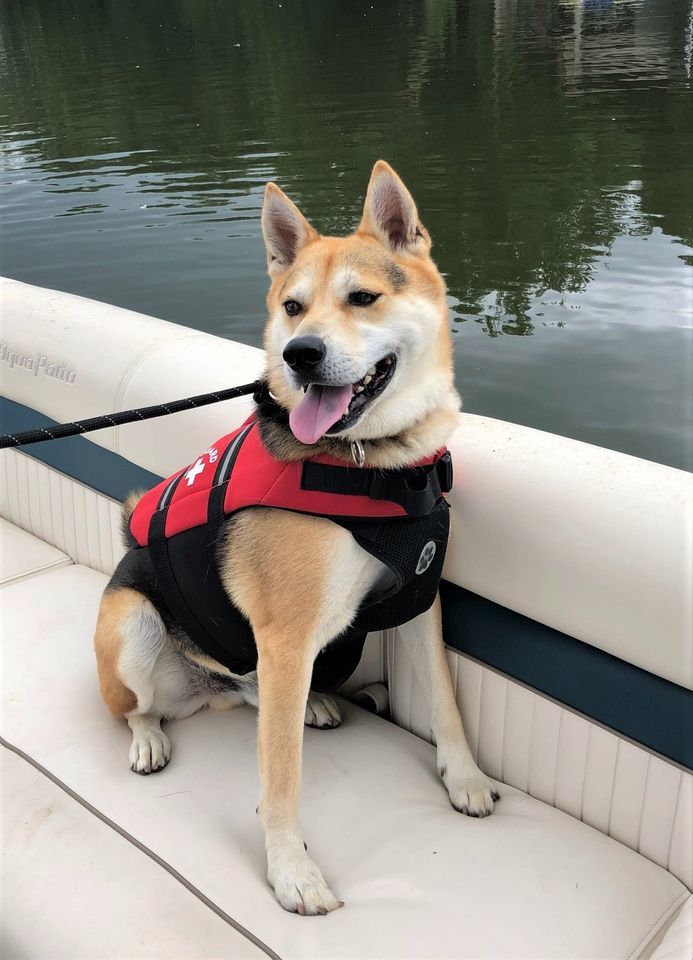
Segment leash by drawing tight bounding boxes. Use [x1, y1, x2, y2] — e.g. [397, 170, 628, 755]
[0, 380, 262, 449]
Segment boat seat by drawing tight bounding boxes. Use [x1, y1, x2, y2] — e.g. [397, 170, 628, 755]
[0, 517, 71, 586]
[1, 748, 266, 959]
[1, 527, 690, 960]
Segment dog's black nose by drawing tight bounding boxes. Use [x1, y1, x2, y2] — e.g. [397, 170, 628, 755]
[283, 336, 326, 374]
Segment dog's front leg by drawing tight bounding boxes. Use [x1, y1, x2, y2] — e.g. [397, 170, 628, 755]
[397, 595, 500, 817]
[255, 629, 343, 915]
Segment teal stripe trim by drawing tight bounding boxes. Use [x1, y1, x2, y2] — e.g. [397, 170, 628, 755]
[440, 581, 692, 770]
[1, 397, 163, 501]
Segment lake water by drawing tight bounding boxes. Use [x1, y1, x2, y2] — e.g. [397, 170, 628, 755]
[1, 0, 691, 470]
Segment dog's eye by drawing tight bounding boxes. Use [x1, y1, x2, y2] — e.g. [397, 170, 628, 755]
[283, 299, 303, 317]
[348, 291, 380, 307]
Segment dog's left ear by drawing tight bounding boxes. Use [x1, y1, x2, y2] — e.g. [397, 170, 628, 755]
[359, 161, 430, 256]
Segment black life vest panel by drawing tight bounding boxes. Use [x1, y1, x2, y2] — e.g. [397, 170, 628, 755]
[126, 418, 452, 691]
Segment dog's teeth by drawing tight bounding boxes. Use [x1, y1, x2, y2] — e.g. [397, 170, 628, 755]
[385, 357, 393, 366]
[363, 374, 372, 385]
[368, 366, 376, 376]
[355, 385, 364, 393]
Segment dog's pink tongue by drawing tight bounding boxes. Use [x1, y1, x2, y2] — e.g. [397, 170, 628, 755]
[289, 383, 353, 444]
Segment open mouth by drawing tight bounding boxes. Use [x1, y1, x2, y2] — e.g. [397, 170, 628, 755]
[288, 354, 397, 445]
[326, 354, 396, 435]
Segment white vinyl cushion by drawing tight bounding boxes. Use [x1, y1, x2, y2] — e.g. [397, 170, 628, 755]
[1, 748, 266, 959]
[443, 415, 693, 690]
[0, 517, 71, 585]
[1, 559, 688, 960]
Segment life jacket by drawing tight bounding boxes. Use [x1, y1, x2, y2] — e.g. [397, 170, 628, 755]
[126, 417, 452, 691]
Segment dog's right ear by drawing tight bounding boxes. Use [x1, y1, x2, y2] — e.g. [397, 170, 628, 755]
[261, 183, 318, 278]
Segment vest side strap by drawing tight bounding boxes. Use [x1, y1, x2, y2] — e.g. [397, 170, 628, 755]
[147, 508, 242, 670]
[300, 460, 446, 518]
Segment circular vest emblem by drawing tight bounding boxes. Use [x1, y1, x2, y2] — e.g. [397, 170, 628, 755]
[416, 540, 436, 575]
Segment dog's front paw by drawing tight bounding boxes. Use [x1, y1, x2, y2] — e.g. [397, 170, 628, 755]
[269, 850, 343, 916]
[439, 759, 499, 817]
[305, 692, 342, 729]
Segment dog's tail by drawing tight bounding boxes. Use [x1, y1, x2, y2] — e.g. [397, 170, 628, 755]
[120, 490, 145, 548]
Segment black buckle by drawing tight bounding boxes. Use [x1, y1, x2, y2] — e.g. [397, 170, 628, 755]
[368, 464, 442, 518]
[436, 451, 453, 494]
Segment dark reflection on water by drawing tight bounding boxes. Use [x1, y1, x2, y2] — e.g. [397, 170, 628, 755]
[1, 0, 691, 469]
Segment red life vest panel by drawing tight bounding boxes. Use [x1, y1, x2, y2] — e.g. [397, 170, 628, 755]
[129, 418, 444, 546]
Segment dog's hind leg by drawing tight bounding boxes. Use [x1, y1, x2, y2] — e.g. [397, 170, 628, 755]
[396, 594, 500, 817]
[93, 587, 141, 719]
[233, 675, 342, 729]
[303, 691, 342, 729]
[94, 587, 183, 774]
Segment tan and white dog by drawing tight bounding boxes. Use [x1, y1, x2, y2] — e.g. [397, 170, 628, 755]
[94, 161, 498, 916]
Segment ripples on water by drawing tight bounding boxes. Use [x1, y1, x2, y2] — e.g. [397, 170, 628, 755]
[1, 0, 691, 469]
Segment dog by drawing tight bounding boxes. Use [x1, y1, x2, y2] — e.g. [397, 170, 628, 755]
[93, 161, 498, 916]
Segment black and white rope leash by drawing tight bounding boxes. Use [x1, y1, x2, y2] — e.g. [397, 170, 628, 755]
[0, 380, 262, 449]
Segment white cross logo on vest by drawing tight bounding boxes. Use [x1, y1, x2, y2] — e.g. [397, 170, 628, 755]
[185, 458, 206, 486]
[416, 540, 436, 575]
[184, 446, 219, 487]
